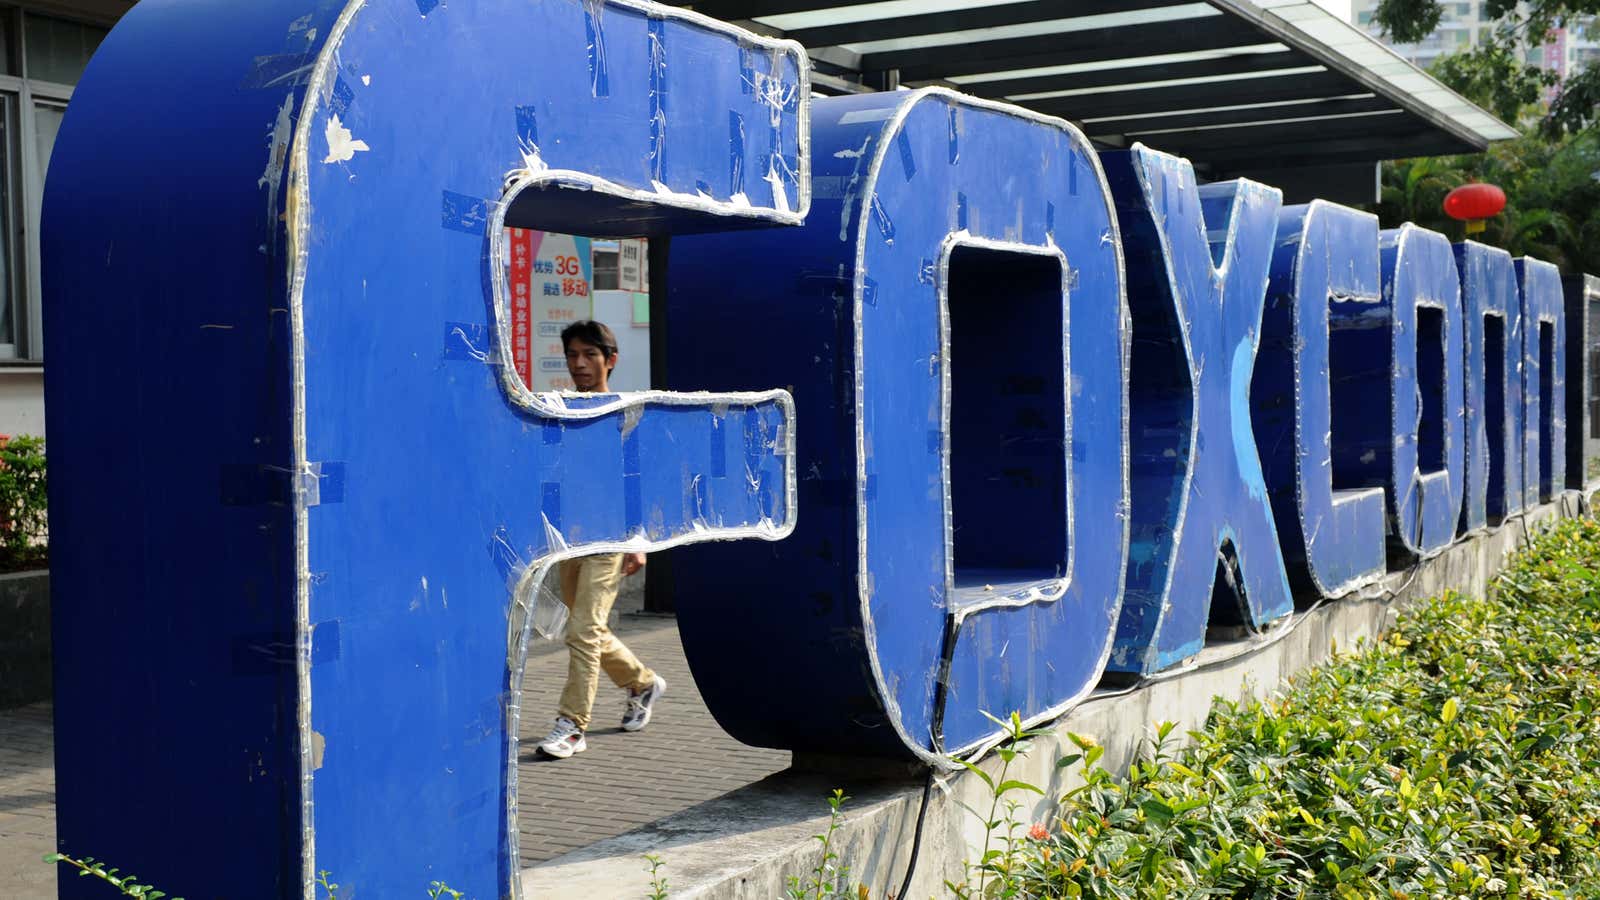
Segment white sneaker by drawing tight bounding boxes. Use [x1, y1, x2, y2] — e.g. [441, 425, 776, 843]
[537, 717, 586, 758]
[621, 676, 666, 732]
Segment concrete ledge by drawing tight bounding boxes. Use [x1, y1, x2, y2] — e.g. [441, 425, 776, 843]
[0, 569, 50, 709]
[522, 495, 1584, 899]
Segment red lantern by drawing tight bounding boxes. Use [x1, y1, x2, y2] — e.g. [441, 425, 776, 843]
[1443, 183, 1506, 235]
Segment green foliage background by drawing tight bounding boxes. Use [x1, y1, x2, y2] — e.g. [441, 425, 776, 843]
[1367, 0, 1600, 276]
[1376, 129, 1600, 275]
[0, 434, 47, 572]
[1372, 0, 1599, 138]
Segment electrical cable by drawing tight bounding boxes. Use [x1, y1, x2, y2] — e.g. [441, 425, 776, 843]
[894, 611, 958, 899]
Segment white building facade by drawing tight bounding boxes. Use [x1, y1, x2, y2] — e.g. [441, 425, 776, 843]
[1351, 0, 1597, 84]
[0, 0, 127, 438]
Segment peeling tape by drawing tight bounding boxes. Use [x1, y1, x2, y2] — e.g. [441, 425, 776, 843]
[728, 111, 746, 198]
[327, 74, 354, 117]
[311, 619, 340, 664]
[647, 17, 667, 184]
[709, 415, 727, 477]
[443, 321, 490, 362]
[582, 0, 610, 99]
[540, 482, 561, 532]
[440, 191, 492, 235]
[258, 93, 296, 256]
[242, 53, 316, 90]
[896, 129, 916, 181]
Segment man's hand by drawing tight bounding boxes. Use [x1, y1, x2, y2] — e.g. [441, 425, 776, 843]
[622, 552, 647, 576]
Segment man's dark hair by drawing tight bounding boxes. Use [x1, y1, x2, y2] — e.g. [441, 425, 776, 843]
[560, 320, 619, 372]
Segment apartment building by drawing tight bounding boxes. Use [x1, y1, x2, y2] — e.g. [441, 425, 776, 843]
[1352, 0, 1597, 82]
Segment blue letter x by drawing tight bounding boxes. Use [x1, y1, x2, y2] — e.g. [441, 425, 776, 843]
[1102, 146, 1294, 675]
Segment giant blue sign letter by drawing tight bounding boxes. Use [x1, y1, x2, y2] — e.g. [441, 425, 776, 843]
[1380, 226, 1466, 556]
[1254, 202, 1387, 595]
[1565, 275, 1597, 488]
[1455, 242, 1524, 531]
[1103, 146, 1293, 675]
[666, 89, 1129, 760]
[1516, 257, 1566, 503]
[44, 2, 806, 896]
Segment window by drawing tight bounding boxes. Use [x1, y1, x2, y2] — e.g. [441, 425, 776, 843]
[590, 247, 620, 291]
[0, 95, 17, 357]
[0, 6, 110, 361]
[24, 13, 102, 85]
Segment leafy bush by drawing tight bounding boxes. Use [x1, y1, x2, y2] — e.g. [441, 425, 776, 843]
[0, 434, 47, 572]
[45, 853, 180, 899]
[1012, 515, 1600, 898]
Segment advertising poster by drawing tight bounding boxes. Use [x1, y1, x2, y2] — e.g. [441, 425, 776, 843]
[618, 238, 649, 292]
[506, 228, 594, 391]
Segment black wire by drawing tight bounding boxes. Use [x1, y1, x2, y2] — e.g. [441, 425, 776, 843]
[895, 772, 934, 899]
[895, 611, 959, 898]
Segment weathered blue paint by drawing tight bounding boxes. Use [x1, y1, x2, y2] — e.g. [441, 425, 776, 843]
[1378, 225, 1466, 557]
[1455, 241, 1525, 531]
[667, 90, 1129, 759]
[1516, 258, 1566, 504]
[1103, 146, 1293, 675]
[1254, 202, 1387, 595]
[39, 0, 1597, 887]
[43, 1, 805, 896]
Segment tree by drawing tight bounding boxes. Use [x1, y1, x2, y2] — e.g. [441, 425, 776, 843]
[1372, 0, 1600, 136]
[1375, 128, 1600, 274]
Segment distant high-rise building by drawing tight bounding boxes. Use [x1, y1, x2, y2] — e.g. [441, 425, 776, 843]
[1351, 0, 1596, 87]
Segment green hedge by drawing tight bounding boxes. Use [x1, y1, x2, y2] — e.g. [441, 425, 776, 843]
[1010, 516, 1600, 899]
[0, 434, 46, 572]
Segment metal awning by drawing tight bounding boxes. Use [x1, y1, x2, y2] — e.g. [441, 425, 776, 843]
[676, 0, 1517, 188]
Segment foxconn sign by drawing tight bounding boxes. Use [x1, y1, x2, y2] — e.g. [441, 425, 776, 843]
[41, 0, 1593, 897]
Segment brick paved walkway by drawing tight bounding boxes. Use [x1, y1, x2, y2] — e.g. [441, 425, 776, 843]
[0, 702, 56, 898]
[517, 614, 790, 864]
[0, 615, 786, 894]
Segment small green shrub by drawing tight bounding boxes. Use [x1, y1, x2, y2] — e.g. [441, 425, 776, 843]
[644, 853, 669, 900]
[785, 788, 854, 899]
[43, 859, 466, 899]
[0, 433, 47, 572]
[44, 852, 181, 899]
[1011, 515, 1600, 898]
[946, 711, 1050, 900]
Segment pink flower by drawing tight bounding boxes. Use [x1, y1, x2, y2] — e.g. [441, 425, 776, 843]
[1028, 823, 1049, 841]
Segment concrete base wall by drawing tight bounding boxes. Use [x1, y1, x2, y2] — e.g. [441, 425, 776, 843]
[523, 495, 1586, 899]
[0, 570, 50, 709]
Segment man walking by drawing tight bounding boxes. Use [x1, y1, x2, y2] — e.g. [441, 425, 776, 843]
[537, 320, 667, 759]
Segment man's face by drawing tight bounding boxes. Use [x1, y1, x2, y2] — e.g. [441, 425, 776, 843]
[564, 337, 613, 391]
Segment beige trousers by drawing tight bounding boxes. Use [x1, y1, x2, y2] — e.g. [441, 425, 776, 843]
[556, 554, 655, 730]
